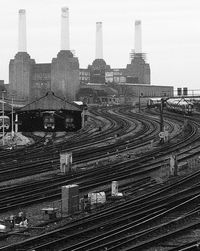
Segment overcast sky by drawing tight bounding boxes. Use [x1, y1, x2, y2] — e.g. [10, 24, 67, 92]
[0, 0, 200, 92]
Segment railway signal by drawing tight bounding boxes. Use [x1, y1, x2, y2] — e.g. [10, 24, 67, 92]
[138, 92, 143, 113]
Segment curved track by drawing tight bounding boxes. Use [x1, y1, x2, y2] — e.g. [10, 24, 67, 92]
[0, 107, 200, 250]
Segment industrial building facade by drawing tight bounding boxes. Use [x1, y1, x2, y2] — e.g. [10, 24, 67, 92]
[80, 54, 150, 86]
[77, 83, 173, 106]
[79, 21, 150, 86]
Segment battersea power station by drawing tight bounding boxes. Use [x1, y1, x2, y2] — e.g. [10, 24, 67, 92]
[7, 7, 173, 106]
[9, 8, 79, 103]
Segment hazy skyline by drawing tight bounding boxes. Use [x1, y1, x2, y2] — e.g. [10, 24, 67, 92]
[0, 0, 200, 92]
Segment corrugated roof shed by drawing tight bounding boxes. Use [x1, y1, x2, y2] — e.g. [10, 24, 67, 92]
[19, 91, 81, 111]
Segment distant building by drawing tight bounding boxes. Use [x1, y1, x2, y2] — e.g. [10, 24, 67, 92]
[77, 83, 119, 105]
[79, 21, 150, 86]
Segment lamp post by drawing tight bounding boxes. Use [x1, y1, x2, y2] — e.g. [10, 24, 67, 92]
[11, 96, 14, 138]
[2, 90, 6, 146]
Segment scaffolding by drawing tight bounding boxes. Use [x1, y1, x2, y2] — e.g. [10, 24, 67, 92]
[129, 50, 146, 61]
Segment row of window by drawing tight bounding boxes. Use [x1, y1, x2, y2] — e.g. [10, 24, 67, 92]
[79, 71, 90, 76]
[80, 71, 124, 77]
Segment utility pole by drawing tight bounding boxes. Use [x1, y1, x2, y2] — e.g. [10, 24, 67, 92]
[159, 98, 165, 144]
[138, 92, 143, 113]
[160, 98, 164, 132]
[138, 94, 141, 113]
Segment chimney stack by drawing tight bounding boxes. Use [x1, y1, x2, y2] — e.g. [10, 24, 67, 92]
[61, 7, 70, 50]
[95, 22, 103, 59]
[18, 9, 27, 52]
[134, 20, 142, 54]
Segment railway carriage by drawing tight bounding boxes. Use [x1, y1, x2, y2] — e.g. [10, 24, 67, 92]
[166, 98, 194, 115]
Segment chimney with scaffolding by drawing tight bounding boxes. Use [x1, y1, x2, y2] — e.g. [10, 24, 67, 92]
[126, 20, 150, 85]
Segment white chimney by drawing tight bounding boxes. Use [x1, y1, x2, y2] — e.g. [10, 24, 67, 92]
[18, 9, 27, 52]
[61, 7, 70, 50]
[134, 20, 142, 53]
[95, 22, 103, 59]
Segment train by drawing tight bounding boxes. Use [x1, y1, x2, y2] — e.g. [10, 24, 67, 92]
[147, 97, 194, 115]
[147, 98, 163, 109]
[43, 114, 55, 130]
[65, 115, 75, 130]
[43, 113, 76, 131]
[0, 115, 10, 130]
[165, 98, 194, 115]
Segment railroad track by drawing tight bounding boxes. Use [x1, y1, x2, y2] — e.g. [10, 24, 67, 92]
[0, 108, 163, 181]
[0, 106, 200, 249]
[2, 167, 200, 250]
[0, 108, 196, 213]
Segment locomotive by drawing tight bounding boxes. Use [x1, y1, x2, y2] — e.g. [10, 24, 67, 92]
[65, 115, 75, 130]
[147, 98, 163, 109]
[0, 115, 10, 130]
[43, 114, 55, 130]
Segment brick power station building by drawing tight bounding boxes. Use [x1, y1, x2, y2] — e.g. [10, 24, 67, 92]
[7, 8, 173, 105]
[9, 8, 79, 103]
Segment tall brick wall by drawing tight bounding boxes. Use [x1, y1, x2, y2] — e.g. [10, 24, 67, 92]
[30, 64, 51, 101]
